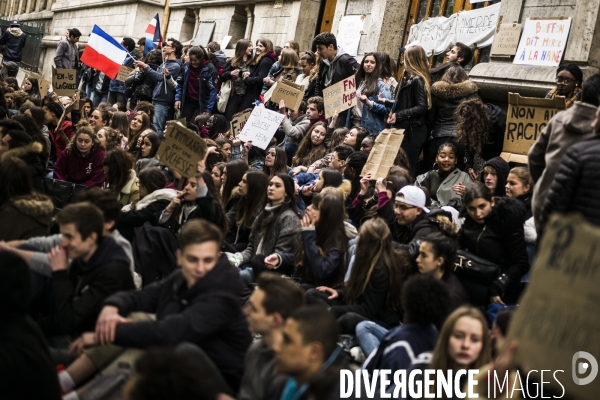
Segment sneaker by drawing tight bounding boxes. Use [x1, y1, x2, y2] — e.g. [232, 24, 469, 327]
[350, 346, 365, 363]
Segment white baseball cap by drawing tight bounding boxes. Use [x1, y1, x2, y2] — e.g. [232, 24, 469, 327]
[395, 186, 430, 213]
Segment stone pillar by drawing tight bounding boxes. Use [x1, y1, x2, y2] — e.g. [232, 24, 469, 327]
[17, 0, 25, 14]
[25, 0, 34, 14]
[365, 0, 411, 60]
[35, 0, 43, 13]
[244, 5, 254, 40]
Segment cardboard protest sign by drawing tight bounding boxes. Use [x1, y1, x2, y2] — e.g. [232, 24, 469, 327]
[271, 80, 305, 111]
[56, 99, 85, 127]
[336, 15, 365, 56]
[21, 71, 51, 97]
[52, 67, 77, 96]
[230, 110, 251, 137]
[323, 76, 357, 119]
[491, 23, 523, 56]
[514, 18, 572, 66]
[115, 65, 134, 82]
[361, 129, 405, 179]
[156, 123, 207, 178]
[501, 92, 566, 164]
[508, 213, 600, 400]
[238, 107, 285, 150]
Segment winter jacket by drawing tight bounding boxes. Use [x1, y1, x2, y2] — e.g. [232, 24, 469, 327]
[391, 75, 429, 130]
[212, 50, 227, 68]
[481, 156, 509, 197]
[38, 236, 134, 336]
[442, 271, 470, 311]
[291, 227, 346, 287]
[278, 114, 310, 147]
[429, 61, 459, 83]
[314, 49, 359, 96]
[158, 186, 224, 233]
[119, 189, 176, 242]
[0, 28, 26, 62]
[240, 204, 300, 264]
[528, 101, 597, 225]
[0, 141, 45, 193]
[109, 54, 137, 94]
[539, 135, 600, 233]
[353, 80, 392, 134]
[91, 70, 110, 94]
[54, 39, 79, 69]
[53, 145, 106, 187]
[238, 339, 287, 400]
[458, 197, 529, 300]
[0, 194, 53, 241]
[105, 255, 252, 392]
[49, 120, 76, 160]
[145, 58, 182, 105]
[126, 62, 160, 104]
[241, 52, 277, 110]
[427, 80, 478, 138]
[0, 253, 62, 400]
[416, 168, 471, 209]
[330, 261, 400, 329]
[175, 62, 218, 113]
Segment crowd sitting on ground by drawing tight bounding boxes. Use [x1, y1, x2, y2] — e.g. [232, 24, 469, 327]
[0, 27, 598, 400]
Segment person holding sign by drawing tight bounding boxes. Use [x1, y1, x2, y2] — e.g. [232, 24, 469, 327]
[43, 101, 76, 161]
[386, 46, 431, 174]
[261, 48, 301, 95]
[545, 64, 583, 108]
[351, 52, 392, 135]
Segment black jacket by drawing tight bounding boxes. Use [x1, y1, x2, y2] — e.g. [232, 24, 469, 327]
[539, 135, 600, 233]
[464, 104, 506, 171]
[0, 141, 45, 193]
[0, 28, 26, 62]
[427, 80, 478, 138]
[118, 198, 171, 242]
[481, 156, 510, 197]
[159, 189, 225, 233]
[392, 75, 428, 129]
[38, 236, 135, 336]
[314, 52, 359, 97]
[106, 255, 252, 392]
[330, 262, 400, 329]
[429, 62, 459, 84]
[0, 253, 61, 400]
[458, 197, 529, 299]
[241, 52, 277, 110]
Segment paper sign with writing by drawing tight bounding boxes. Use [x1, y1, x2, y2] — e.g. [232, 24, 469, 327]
[336, 15, 365, 56]
[230, 110, 251, 137]
[514, 18, 572, 66]
[501, 93, 566, 163]
[361, 129, 405, 179]
[115, 65, 134, 82]
[57, 99, 85, 128]
[491, 23, 523, 56]
[323, 76, 357, 119]
[156, 123, 207, 178]
[508, 213, 600, 400]
[21, 71, 51, 98]
[238, 107, 285, 150]
[271, 80, 305, 111]
[52, 67, 77, 96]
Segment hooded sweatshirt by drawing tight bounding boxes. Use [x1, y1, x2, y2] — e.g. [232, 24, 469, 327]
[212, 50, 227, 68]
[481, 156, 509, 197]
[317, 47, 359, 94]
[53, 145, 106, 187]
[0, 27, 27, 62]
[38, 235, 135, 336]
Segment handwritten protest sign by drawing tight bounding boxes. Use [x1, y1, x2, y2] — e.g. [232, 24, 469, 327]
[490, 23, 523, 56]
[238, 107, 285, 150]
[156, 123, 207, 178]
[21, 71, 51, 97]
[501, 93, 566, 163]
[52, 67, 77, 96]
[514, 18, 572, 67]
[230, 110, 251, 137]
[115, 65, 134, 82]
[336, 15, 365, 56]
[508, 213, 600, 400]
[56, 99, 85, 128]
[271, 80, 305, 111]
[323, 76, 357, 119]
[361, 129, 405, 179]
[406, 2, 500, 55]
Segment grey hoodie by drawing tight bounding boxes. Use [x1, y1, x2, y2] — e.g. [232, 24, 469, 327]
[322, 47, 349, 88]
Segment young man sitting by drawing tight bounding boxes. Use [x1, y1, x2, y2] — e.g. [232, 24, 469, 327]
[58, 219, 252, 399]
[239, 273, 305, 400]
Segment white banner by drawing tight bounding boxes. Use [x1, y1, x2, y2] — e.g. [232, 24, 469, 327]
[513, 18, 572, 67]
[336, 15, 365, 57]
[406, 2, 501, 56]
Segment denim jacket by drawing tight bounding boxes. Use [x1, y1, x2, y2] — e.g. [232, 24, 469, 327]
[348, 79, 392, 134]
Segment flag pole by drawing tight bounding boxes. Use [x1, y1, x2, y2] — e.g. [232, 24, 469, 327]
[160, 44, 167, 93]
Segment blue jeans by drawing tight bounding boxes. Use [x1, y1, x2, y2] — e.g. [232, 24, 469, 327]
[91, 91, 108, 107]
[153, 102, 173, 135]
[239, 263, 255, 285]
[356, 320, 389, 357]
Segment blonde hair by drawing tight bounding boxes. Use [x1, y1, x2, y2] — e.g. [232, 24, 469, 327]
[404, 46, 432, 109]
[509, 166, 532, 190]
[279, 48, 300, 71]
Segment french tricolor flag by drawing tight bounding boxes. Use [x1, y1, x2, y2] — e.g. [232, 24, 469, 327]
[80, 25, 128, 79]
[143, 14, 163, 56]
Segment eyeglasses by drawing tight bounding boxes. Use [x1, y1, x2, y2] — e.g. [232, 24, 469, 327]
[163, 44, 173, 48]
[556, 78, 574, 84]
[394, 204, 416, 211]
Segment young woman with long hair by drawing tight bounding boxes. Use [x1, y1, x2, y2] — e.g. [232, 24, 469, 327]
[386, 45, 432, 174]
[135, 132, 162, 172]
[241, 38, 277, 110]
[221, 159, 248, 209]
[262, 48, 301, 94]
[222, 39, 254, 121]
[126, 111, 151, 154]
[229, 173, 301, 284]
[353, 52, 392, 134]
[291, 121, 327, 167]
[53, 120, 106, 187]
[110, 110, 130, 147]
[103, 148, 140, 206]
[343, 126, 368, 151]
[297, 51, 318, 100]
[11, 113, 50, 166]
[263, 146, 288, 178]
[23, 77, 41, 99]
[225, 170, 269, 251]
[97, 127, 124, 152]
[43, 100, 75, 161]
[88, 108, 111, 133]
[206, 114, 229, 139]
[215, 137, 232, 161]
[211, 162, 226, 195]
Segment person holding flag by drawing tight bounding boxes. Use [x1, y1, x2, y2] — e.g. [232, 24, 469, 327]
[108, 37, 138, 106]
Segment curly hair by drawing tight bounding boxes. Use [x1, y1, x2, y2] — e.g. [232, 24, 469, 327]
[454, 97, 491, 154]
[66, 120, 101, 154]
[99, 127, 123, 152]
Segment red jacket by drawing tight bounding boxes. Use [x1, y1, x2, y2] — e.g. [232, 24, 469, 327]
[53, 145, 106, 187]
[49, 120, 76, 160]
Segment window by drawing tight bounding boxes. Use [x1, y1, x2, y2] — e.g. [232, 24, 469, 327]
[404, 0, 499, 68]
